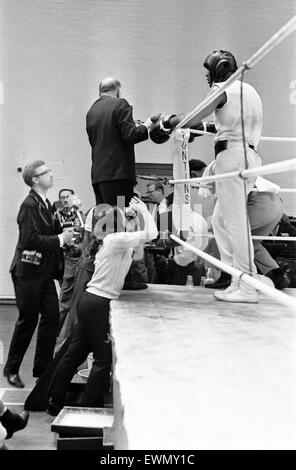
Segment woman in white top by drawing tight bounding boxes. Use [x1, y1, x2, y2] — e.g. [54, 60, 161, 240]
[47, 197, 158, 414]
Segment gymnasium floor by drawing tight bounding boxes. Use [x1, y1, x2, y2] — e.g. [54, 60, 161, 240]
[0, 304, 56, 450]
[1, 285, 296, 450]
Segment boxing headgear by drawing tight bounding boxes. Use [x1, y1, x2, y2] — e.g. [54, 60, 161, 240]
[203, 50, 238, 86]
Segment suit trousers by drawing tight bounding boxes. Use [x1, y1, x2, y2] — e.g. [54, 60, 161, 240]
[58, 256, 79, 333]
[92, 179, 134, 206]
[63, 262, 94, 339]
[48, 291, 112, 408]
[212, 191, 283, 276]
[248, 191, 283, 274]
[5, 275, 59, 376]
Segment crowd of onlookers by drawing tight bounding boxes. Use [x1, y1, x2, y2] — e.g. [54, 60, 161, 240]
[55, 166, 296, 311]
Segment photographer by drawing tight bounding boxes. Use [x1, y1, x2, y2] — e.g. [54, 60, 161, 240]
[3, 161, 74, 388]
[54, 189, 86, 335]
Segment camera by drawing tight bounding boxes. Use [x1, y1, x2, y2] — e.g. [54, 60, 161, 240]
[54, 195, 84, 256]
[124, 207, 137, 220]
[21, 250, 42, 265]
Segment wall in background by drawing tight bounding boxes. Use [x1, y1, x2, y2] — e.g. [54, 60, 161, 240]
[0, 0, 295, 295]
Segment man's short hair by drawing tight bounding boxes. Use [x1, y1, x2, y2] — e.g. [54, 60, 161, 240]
[147, 181, 164, 194]
[22, 160, 45, 187]
[189, 159, 207, 172]
[99, 77, 121, 95]
[59, 188, 74, 198]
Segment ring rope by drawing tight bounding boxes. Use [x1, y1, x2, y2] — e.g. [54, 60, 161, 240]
[277, 188, 296, 193]
[189, 128, 296, 143]
[171, 234, 296, 311]
[192, 233, 296, 242]
[175, 15, 296, 129]
[169, 158, 296, 185]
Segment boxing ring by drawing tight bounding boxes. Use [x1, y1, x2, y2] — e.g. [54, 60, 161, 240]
[110, 15, 296, 450]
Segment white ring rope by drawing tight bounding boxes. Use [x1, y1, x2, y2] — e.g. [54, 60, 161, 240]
[199, 233, 296, 242]
[176, 15, 296, 130]
[278, 189, 296, 193]
[169, 158, 296, 185]
[171, 234, 296, 311]
[189, 128, 296, 143]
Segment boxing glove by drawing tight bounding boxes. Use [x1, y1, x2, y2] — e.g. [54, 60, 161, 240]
[188, 122, 206, 143]
[149, 123, 171, 144]
[149, 113, 182, 144]
[143, 112, 163, 131]
[188, 121, 217, 142]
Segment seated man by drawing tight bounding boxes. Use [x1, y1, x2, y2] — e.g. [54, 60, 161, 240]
[144, 182, 172, 284]
[166, 209, 209, 285]
[263, 213, 296, 260]
[149, 199, 209, 285]
[193, 159, 289, 290]
[263, 213, 296, 288]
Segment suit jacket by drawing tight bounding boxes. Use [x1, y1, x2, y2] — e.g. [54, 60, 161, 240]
[86, 96, 148, 185]
[10, 189, 62, 279]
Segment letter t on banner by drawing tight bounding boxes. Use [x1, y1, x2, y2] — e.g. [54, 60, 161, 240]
[172, 129, 191, 232]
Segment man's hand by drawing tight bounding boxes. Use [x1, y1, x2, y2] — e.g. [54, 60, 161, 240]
[129, 196, 148, 214]
[143, 112, 163, 130]
[61, 228, 75, 245]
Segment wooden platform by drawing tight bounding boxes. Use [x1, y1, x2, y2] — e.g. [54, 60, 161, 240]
[1, 286, 296, 450]
[110, 285, 296, 450]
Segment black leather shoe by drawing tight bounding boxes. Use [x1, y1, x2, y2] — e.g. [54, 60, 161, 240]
[204, 272, 231, 289]
[0, 409, 29, 439]
[3, 369, 25, 389]
[266, 267, 290, 290]
[32, 370, 44, 379]
[46, 399, 62, 417]
[122, 283, 148, 290]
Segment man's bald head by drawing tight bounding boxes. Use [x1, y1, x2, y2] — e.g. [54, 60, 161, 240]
[99, 77, 121, 96]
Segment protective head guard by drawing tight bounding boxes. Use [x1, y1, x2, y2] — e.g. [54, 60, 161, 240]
[203, 50, 238, 86]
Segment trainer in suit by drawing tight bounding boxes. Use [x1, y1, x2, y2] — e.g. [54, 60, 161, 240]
[3, 160, 74, 388]
[86, 76, 159, 206]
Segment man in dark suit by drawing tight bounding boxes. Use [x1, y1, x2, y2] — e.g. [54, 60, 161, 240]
[86, 76, 157, 206]
[3, 161, 74, 388]
[86, 77, 159, 289]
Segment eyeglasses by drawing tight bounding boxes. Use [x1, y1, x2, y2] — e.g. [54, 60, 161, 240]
[34, 169, 52, 177]
[146, 190, 155, 195]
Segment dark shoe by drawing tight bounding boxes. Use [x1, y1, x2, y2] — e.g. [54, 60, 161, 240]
[205, 272, 231, 289]
[122, 283, 148, 290]
[266, 267, 290, 290]
[32, 370, 44, 379]
[0, 409, 29, 439]
[3, 369, 25, 389]
[46, 398, 62, 417]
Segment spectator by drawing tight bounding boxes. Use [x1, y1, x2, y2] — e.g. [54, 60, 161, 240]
[55, 189, 86, 335]
[46, 197, 158, 415]
[3, 161, 74, 388]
